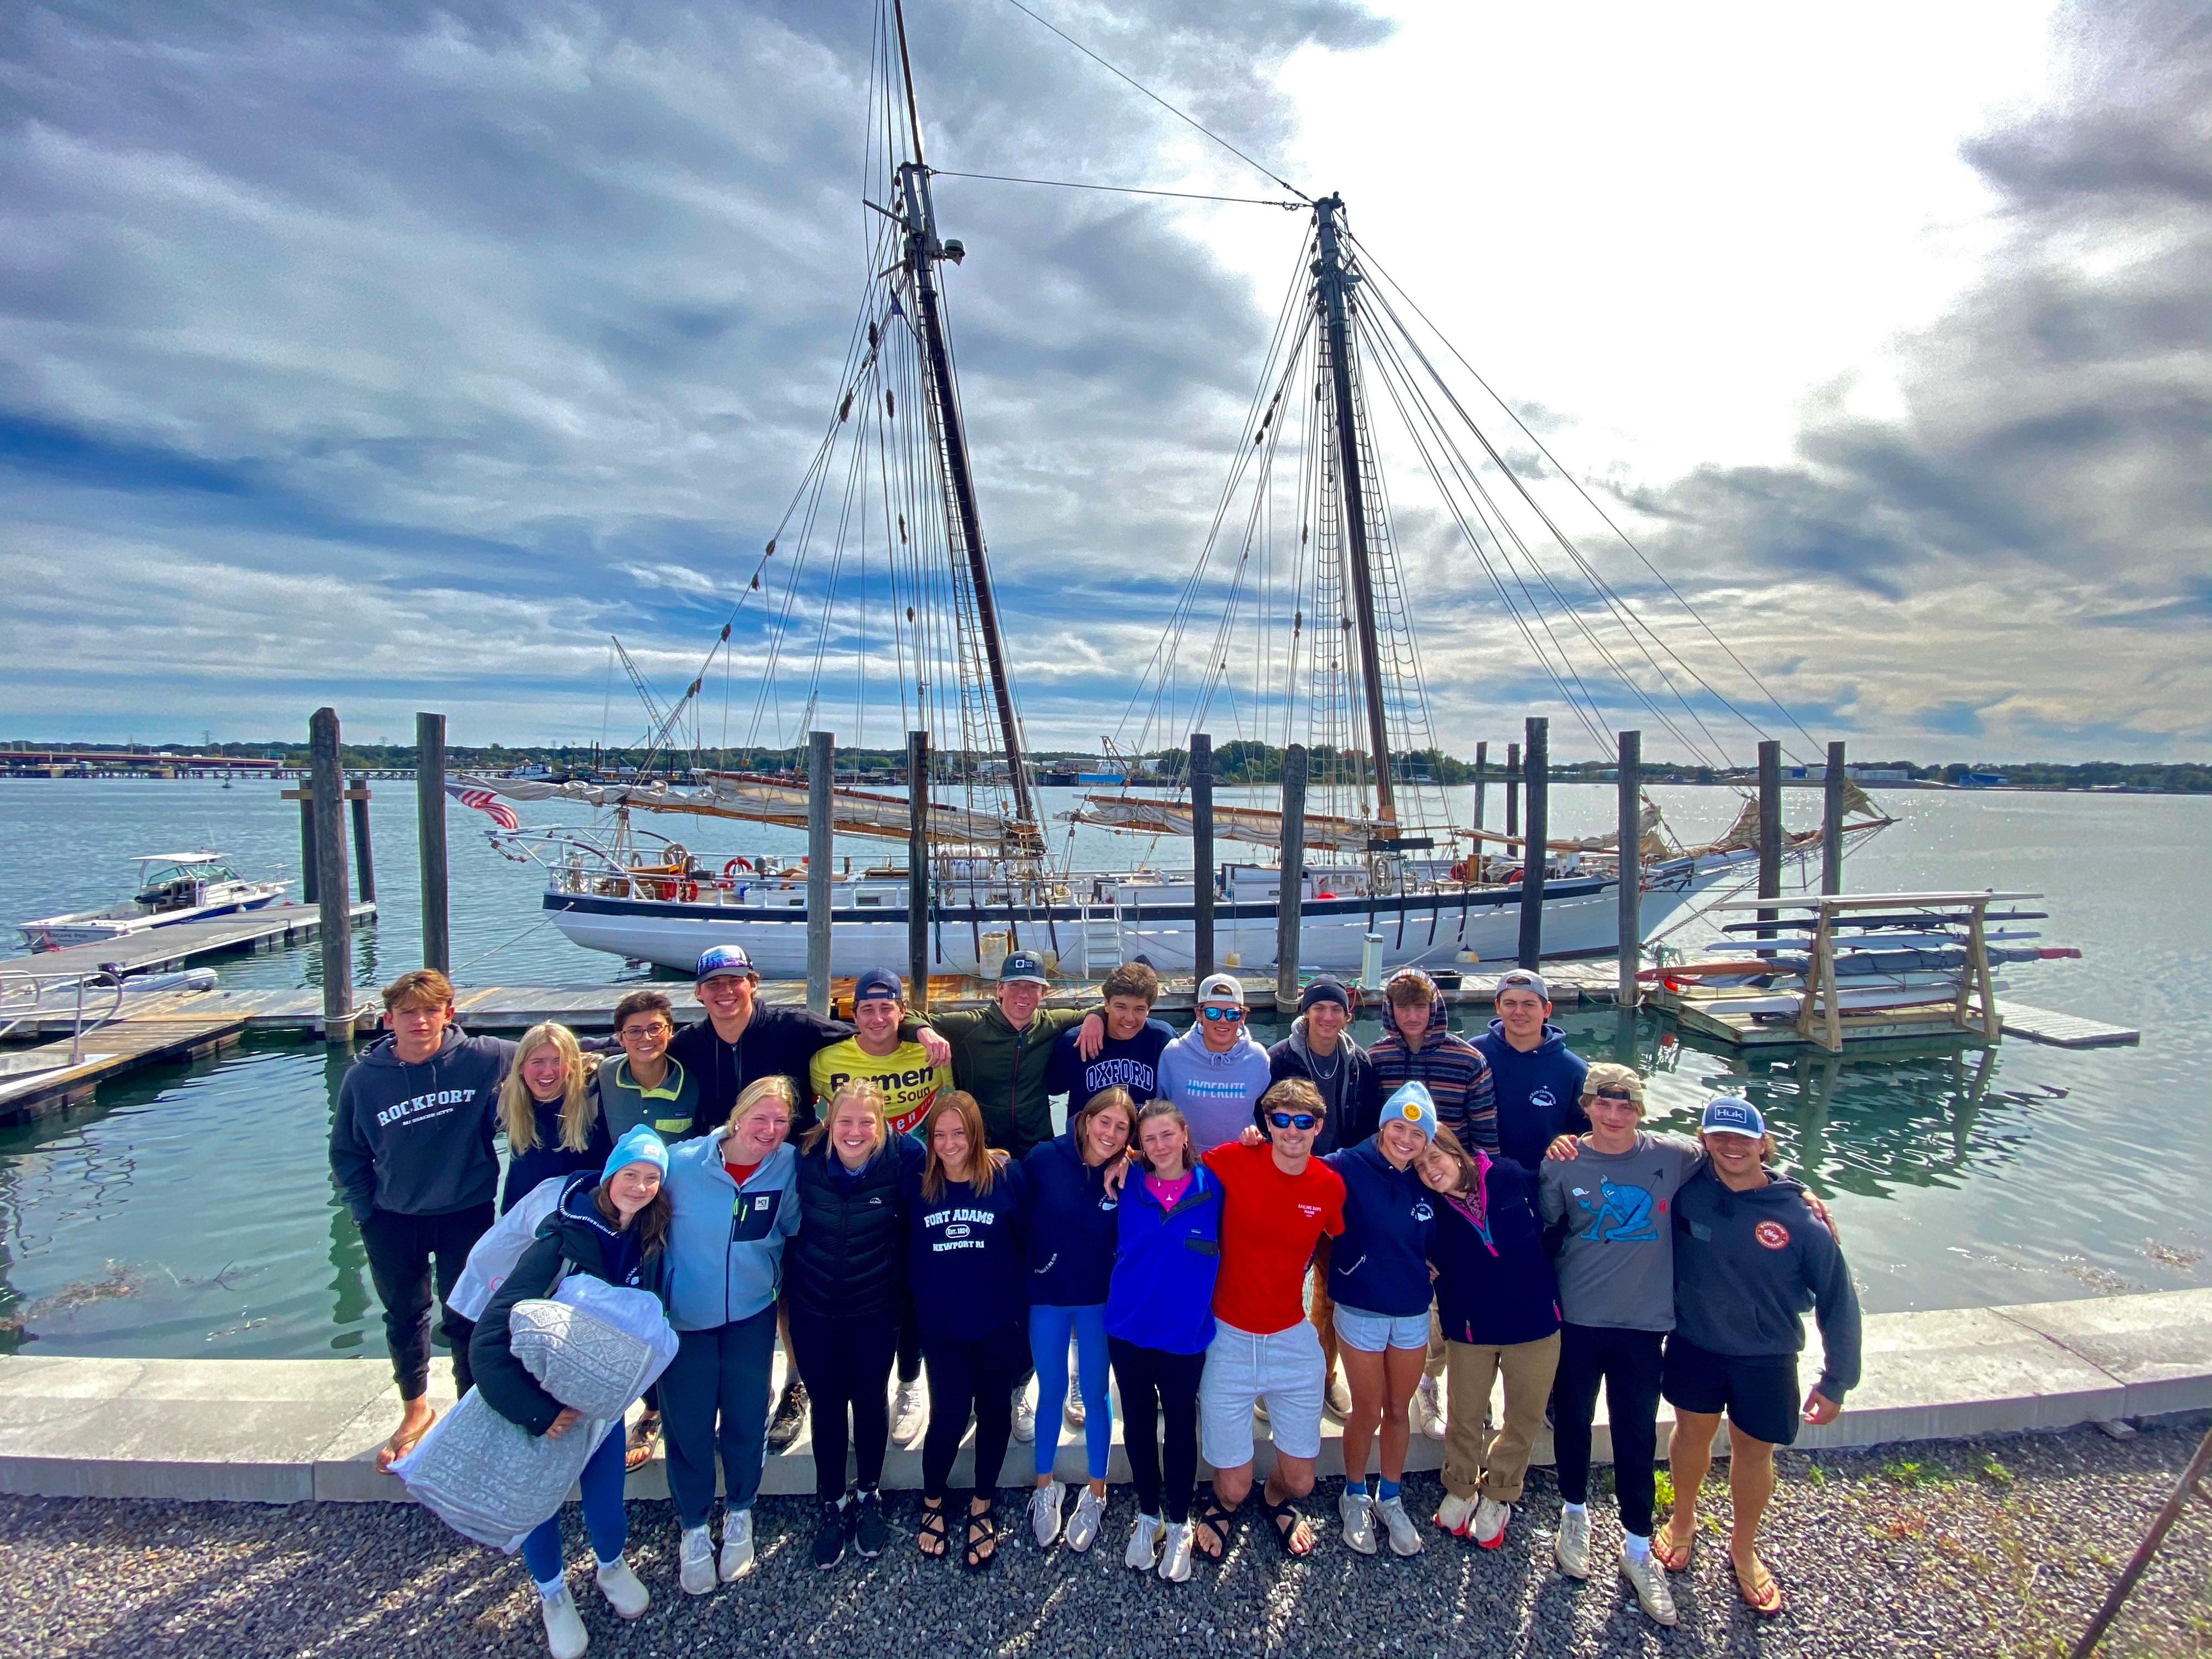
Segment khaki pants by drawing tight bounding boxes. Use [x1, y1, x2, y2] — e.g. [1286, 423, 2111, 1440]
[1441, 1331, 1561, 1504]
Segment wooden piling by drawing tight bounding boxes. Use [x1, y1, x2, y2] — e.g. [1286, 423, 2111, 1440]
[906, 729, 929, 1012]
[1472, 740, 1488, 832]
[309, 709, 353, 1043]
[1274, 743, 1309, 1006]
[807, 731, 833, 1015]
[415, 713, 450, 973]
[1516, 718, 1548, 969]
[298, 796, 318, 905]
[1505, 741, 1521, 840]
[1616, 729, 1641, 1007]
[348, 776, 376, 904]
[1822, 738, 1847, 897]
[1757, 738, 1783, 942]
[1190, 732, 1215, 981]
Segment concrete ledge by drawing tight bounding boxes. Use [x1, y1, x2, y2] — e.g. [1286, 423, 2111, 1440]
[2, 1289, 2206, 1506]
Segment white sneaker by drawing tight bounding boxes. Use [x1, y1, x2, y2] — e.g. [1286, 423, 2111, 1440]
[1374, 1494, 1423, 1556]
[1472, 1496, 1511, 1549]
[718, 1509, 755, 1581]
[1158, 1519, 1195, 1583]
[1435, 1491, 1476, 1537]
[1325, 1369, 1353, 1420]
[1414, 1374, 1447, 1440]
[1622, 1544, 1680, 1626]
[890, 1378, 927, 1447]
[1554, 1506, 1590, 1578]
[593, 1556, 649, 1619]
[1064, 1379, 1086, 1430]
[1066, 1485, 1107, 1553]
[1012, 1381, 1037, 1444]
[1339, 1488, 1378, 1555]
[1125, 1511, 1165, 1570]
[678, 1526, 716, 1596]
[538, 1583, 589, 1659]
[1029, 1480, 1066, 1547]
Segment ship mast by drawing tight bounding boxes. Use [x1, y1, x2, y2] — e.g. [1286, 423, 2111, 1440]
[891, 0, 1037, 833]
[1314, 194, 1395, 825]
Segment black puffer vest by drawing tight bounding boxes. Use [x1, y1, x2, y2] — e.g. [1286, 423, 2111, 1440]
[786, 1138, 907, 1319]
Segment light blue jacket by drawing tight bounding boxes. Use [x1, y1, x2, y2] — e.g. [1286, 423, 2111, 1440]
[664, 1130, 800, 1332]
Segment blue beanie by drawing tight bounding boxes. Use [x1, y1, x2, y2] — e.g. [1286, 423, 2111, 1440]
[603, 1124, 670, 1183]
[1381, 1080, 1438, 1144]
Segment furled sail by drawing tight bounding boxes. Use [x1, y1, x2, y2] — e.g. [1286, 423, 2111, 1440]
[1068, 795, 1388, 853]
[454, 771, 1025, 848]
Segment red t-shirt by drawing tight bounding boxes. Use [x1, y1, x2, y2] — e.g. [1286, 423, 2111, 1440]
[1203, 1140, 1346, 1335]
[724, 1156, 760, 1188]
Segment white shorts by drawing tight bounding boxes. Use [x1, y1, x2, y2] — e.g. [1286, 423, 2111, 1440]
[1199, 1319, 1325, 1469]
[1333, 1304, 1432, 1353]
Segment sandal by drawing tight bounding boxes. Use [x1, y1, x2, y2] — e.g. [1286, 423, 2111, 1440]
[1256, 1491, 1316, 1557]
[917, 1497, 949, 1558]
[1733, 1553, 1785, 1616]
[1652, 1525, 1694, 1573]
[624, 1410, 662, 1472]
[1192, 1491, 1236, 1560]
[963, 1500, 1000, 1571]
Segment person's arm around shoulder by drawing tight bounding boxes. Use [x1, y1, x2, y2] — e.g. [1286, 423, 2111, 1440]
[469, 1232, 572, 1436]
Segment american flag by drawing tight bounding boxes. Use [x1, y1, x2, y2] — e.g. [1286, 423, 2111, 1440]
[447, 785, 521, 831]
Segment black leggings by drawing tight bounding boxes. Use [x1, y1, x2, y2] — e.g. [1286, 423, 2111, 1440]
[1551, 1321, 1666, 1537]
[787, 1307, 899, 1502]
[1108, 1335, 1205, 1523]
[920, 1319, 1030, 1504]
[359, 1202, 493, 1399]
[898, 1290, 922, 1385]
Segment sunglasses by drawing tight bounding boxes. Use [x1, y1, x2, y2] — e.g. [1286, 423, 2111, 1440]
[1267, 1111, 1319, 1131]
[1592, 1087, 1637, 1102]
[1200, 1006, 1246, 1023]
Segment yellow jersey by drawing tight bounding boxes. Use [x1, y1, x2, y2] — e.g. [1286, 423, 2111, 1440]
[809, 1036, 952, 1136]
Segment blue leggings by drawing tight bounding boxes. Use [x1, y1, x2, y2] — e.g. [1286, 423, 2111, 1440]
[521, 1420, 628, 1584]
[1029, 1303, 1112, 1481]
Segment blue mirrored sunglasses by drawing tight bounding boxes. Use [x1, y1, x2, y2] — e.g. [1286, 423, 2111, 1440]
[1200, 1005, 1246, 1023]
[1267, 1111, 1318, 1131]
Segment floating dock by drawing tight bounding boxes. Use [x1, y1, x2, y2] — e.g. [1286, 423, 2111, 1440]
[0, 902, 375, 983]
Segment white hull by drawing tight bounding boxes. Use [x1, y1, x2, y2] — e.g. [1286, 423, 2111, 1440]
[17, 887, 287, 952]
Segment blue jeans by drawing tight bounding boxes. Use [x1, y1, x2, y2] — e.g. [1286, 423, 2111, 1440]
[1029, 1303, 1112, 1481]
[520, 1420, 628, 1584]
[660, 1306, 778, 1528]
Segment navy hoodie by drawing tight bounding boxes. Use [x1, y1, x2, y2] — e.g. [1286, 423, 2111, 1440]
[330, 1028, 516, 1222]
[668, 1003, 854, 1136]
[904, 1157, 1031, 1340]
[1671, 1166, 1863, 1401]
[1021, 1130, 1122, 1306]
[1046, 1016, 1173, 1106]
[1429, 1154, 1560, 1347]
[500, 1092, 614, 1214]
[1322, 1139, 1438, 1319]
[1473, 1020, 1590, 1171]
[1104, 1164, 1223, 1355]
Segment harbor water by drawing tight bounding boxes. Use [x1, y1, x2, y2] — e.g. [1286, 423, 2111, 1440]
[0, 778, 2204, 1358]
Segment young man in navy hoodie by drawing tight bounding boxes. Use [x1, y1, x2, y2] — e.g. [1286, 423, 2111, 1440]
[329, 968, 516, 1470]
[1047, 960, 1173, 1108]
[1472, 969, 1590, 1172]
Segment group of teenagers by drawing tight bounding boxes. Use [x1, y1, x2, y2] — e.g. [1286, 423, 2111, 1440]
[330, 945, 1862, 1658]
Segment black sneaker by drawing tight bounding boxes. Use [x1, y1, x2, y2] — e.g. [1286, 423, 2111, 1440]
[812, 1499, 848, 1570]
[769, 1380, 810, 1453]
[853, 1487, 888, 1559]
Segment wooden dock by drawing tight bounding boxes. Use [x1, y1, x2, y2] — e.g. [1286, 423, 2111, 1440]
[1997, 1001, 2141, 1049]
[0, 1008, 251, 1122]
[1, 902, 376, 983]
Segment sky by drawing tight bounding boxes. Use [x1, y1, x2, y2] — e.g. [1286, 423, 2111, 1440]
[0, 0, 2204, 763]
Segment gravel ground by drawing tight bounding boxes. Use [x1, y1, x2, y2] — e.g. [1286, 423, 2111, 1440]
[4, 1414, 2209, 1659]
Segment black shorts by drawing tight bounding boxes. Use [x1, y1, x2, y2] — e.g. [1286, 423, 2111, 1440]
[1662, 1334, 1801, 1447]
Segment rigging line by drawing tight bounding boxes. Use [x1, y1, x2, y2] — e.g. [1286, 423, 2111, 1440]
[992, 0, 1312, 204]
[928, 168, 1304, 208]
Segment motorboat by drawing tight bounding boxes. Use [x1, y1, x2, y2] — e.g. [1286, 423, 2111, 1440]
[16, 853, 289, 951]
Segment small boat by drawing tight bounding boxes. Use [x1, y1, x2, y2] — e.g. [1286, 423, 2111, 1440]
[16, 853, 290, 951]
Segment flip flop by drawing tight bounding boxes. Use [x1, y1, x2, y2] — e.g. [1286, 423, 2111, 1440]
[1734, 1553, 1785, 1616]
[376, 1410, 435, 1472]
[624, 1411, 662, 1472]
[1653, 1527, 1694, 1572]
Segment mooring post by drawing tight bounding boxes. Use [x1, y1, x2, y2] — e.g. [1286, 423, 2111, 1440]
[348, 775, 376, 904]
[298, 793, 319, 905]
[1472, 740, 1488, 833]
[906, 729, 929, 1012]
[1505, 741, 1521, 841]
[416, 712, 450, 973]
[807, 730, 834, 1015]
[1757, 738, 1783, 943]
[309, 708, 353, 1044]
[1822, 738, 1847, 896]
[1516, 718, 1548, 969]
[1274, 743, 1309, 1007]
[1617, 729, 1641, 1007]
[1190, 733, 1215, 981]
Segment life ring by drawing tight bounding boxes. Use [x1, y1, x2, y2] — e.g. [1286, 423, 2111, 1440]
[1503, 866, 1523, 885]
[1449, 860, 1472, 883]
[679, 880, 698, 903]
[723, 856, 754, 878]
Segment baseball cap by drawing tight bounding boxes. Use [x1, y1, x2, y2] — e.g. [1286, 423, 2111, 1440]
[1299, 976, 1351, 1012]
[1700, 1096, 1767, 1139]
[852, 966, 904, 1005]
[1582, 1061, 1645, 1104]
[695, 944, 757, 982]
[1197, 972, 1246, 1007]
[998, 950, 1051, 986]
[1494, 968, 1550, 1001]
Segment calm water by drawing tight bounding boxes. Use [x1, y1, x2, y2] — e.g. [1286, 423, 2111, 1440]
[0, 778, 2204, 1357]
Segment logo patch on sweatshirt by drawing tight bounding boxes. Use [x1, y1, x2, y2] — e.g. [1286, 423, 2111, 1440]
[1753, 1219, 1790, 1250]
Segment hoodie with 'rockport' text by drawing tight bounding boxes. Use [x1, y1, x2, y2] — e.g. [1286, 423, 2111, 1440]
[329, 1028, 517, 1222]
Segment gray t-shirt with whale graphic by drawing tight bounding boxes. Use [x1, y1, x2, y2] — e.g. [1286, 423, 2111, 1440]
[1538, 1131, 1705, 1332]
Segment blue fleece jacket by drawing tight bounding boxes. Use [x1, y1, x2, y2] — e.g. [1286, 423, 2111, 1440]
[904, 1158, 1030, 1340]
[1429, 1153, 1560, 1347]
[1104, 1164, 1223, 1355]
[1473, 1020, 1590, 1171]
[1047, 1017, 1173, 1106]
[1322, 1138, 1438, 1319]
[1020, 1130, 1121, 1307]
[662, 1131, 800, 1332]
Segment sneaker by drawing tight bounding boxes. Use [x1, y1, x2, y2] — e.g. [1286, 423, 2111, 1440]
[1622, 1544, 1680, 1626]
[1325, 1369, 1353, 1420]
[1413, 1374, 1447, 1440]
[678, 1525, 716, 1596]
[1158, 1519, 1195, 1583]
[1065, 1485, 1106, 1553]
[890, 1377, 927, 1447]
[1125, 1512, 1165, 1570]
[812, 1499, 848, 1570]
[538, 1583, 589, 1659]
[1554, 1507, 1590, 1579]
[1064, 1379, 1086, 1430]
[768, 1381, 809, 1454]
[1375, 1494, 1424, 1556]
[853, 1488, 888, 1559]
[1436, 1492, 1475, 1537]
[1012, 1381, 1037, 1444]
[1472, 1496, 1511, 1549]
[1029, 1480, 1066, 1547]
[719, 1509, 755, 1581]
[1339, 1488, 1378, 1555]
[594, 1556, 649, 1620]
